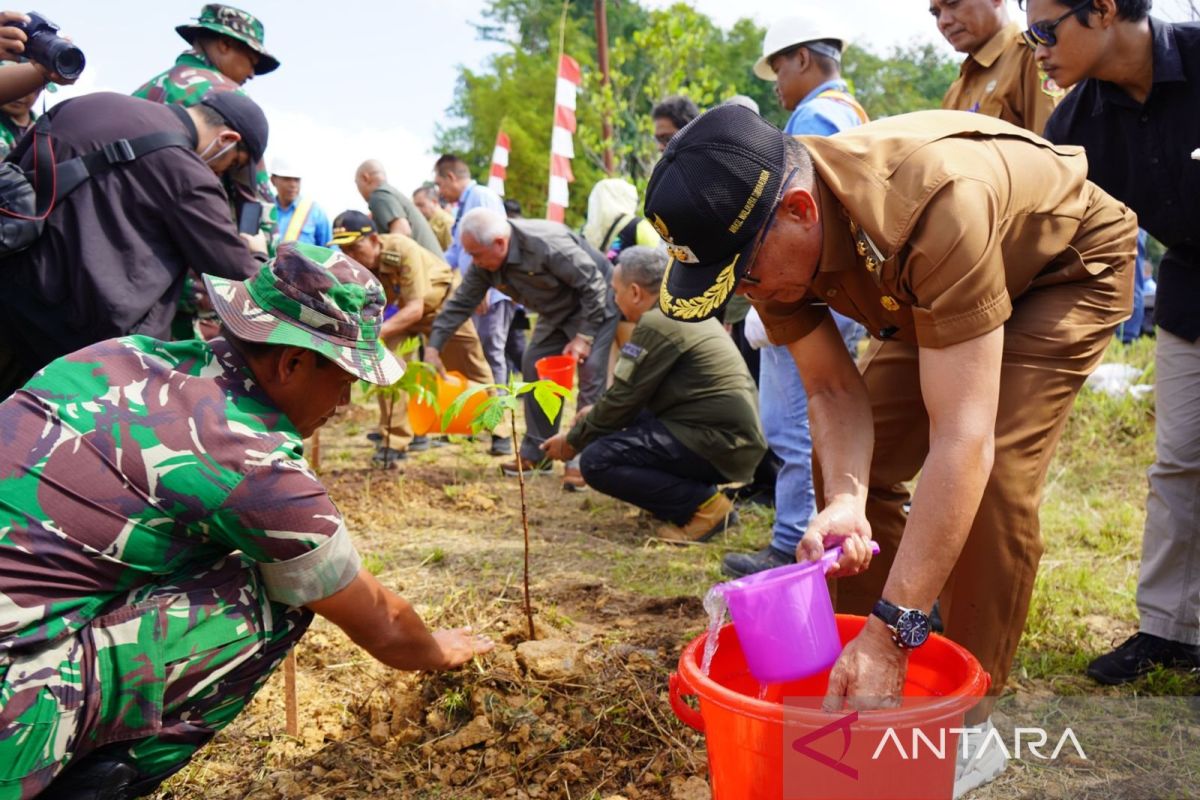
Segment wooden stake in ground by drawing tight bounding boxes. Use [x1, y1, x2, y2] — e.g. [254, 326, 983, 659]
[284, 648, 298, 737]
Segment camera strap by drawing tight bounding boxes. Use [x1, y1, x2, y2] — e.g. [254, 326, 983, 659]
[53, 131, 194, 203]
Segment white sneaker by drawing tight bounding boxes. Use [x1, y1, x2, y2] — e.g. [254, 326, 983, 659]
[953, 719, 1008, 798]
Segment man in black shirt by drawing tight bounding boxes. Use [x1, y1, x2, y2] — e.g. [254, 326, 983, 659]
[0, 91, 270, 399]
[1027, 0, 1200, 684]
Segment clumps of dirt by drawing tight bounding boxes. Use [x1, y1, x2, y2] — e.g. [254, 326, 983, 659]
[221, 608, 709, 800]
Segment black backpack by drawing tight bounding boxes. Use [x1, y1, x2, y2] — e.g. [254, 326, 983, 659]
[0, 108, 192, 256]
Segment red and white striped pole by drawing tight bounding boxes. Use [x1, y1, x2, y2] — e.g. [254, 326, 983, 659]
[547, 54, 580, 223]
[487, 130, 510, 197]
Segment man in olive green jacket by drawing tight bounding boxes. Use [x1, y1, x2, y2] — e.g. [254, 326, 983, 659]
[542, 247, 766, 542]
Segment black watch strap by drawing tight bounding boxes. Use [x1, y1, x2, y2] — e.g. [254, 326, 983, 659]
[872, 598, 902, 627]
[871, 598, 931, 649]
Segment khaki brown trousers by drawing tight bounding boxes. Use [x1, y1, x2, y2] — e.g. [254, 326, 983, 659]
[377, 315, 494, 447]
[826, 201, 1136, 714]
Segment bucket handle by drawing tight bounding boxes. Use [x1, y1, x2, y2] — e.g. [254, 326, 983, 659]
[668, 671, 705, 732]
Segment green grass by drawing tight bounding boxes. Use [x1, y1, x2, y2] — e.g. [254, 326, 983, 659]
[604, 503, 775, 597]
[1017, 339, 1199, 693]
[361, 552, 390, 576]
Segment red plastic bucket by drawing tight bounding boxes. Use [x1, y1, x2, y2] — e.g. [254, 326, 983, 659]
[535, 354, 576, 390]
[669, 615, 989, 800]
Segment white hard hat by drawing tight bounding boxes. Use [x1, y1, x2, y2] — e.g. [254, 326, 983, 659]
[724, 94, 761, 115]
[270, 155, 302, 179]
[753, 16, 847, 81]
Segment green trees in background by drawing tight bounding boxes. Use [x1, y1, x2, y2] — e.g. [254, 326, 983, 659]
[434, 0, 959, 226]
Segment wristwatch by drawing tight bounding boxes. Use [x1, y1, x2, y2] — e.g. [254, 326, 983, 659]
[871, 599, 931, 649]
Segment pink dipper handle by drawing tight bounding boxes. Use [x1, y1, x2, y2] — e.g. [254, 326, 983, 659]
[819, 541, 882, 573]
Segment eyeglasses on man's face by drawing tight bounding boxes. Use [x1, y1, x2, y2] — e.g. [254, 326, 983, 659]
[739, 167, 800, 288]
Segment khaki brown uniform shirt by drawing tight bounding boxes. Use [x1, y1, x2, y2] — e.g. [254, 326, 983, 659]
[428, 208, 454, 251]
[941, 23, 1064, 135]
[756, 111, 1134, 349]
[374, 233, 457, 335]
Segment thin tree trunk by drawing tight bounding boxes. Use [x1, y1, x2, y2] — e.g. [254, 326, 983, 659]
[514, 408, 535, 640]
[382, 395, 394, 469]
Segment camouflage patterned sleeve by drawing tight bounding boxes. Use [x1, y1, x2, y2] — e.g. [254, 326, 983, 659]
[206, 462, 362, 606]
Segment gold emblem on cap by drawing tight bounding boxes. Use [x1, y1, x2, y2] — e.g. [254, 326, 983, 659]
[660, 259, 737, 321]
[881, 296, 900, 312]
[650, 213, 673, 242]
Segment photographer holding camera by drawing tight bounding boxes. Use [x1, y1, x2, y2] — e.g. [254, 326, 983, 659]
[0, 90, 271, 400]
[0, 10, 79, 104]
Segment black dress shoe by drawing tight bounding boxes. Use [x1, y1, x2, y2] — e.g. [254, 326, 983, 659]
[372, 446, 407, 467]
[1087, 632, 1200, 685]
[721, 546, 795, 578]
[409, 435, 431, 452]
[51, 749, 180, 800]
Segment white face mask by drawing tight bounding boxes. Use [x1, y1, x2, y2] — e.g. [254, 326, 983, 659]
[198, 135, 239, 166]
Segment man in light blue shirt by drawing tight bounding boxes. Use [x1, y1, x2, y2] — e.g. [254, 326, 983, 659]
[722, 16, 866, 578]
[434, 153, 515, 456]
[270, 157, 332, 247]
[753, 16, 868, 136]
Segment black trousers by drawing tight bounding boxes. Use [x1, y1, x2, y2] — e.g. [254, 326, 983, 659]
[579, 412, 727, 526]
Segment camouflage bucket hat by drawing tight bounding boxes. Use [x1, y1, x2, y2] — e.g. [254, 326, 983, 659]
[177, 4, 280, 75]
[205, 242, 402, 385]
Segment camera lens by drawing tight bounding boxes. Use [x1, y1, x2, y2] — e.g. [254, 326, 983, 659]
[50, 45, 86, 81]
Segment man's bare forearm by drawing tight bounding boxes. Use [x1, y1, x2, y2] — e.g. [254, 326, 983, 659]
[882, 432, 994, 611]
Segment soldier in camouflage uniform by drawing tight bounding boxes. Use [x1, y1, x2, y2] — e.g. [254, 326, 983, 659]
[0, 244, 493, 800]
[0, 62, 44, 160]
[133, 3, 280, 273]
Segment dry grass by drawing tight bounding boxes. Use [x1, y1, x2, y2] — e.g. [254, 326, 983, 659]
[158, 339, 1197, 800]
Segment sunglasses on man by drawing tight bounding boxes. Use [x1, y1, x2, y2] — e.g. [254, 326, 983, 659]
[1022, 0, 1093, 49]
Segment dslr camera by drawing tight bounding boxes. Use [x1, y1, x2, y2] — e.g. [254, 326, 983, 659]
[11, 11, 85, 81]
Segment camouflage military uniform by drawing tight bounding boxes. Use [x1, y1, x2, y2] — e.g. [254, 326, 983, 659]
[0, 245, 399, 799]
[135, 46, 275, 338]
[133, 5, 281, 257]
[0, 111, 35, 160]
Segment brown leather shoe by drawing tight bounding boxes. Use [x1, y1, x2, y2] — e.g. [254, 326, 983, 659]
[500, 457, 552, 477]
[656, 493, 738, 543]
[562, 465, 588, 492]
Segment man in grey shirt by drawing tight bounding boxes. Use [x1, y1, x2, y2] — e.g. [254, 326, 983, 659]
[354, 159, 444, 258]
[428, 207, 618, 481]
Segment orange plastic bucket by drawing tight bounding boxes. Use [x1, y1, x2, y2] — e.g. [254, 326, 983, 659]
[669, 615, 989, 800]
[407, 371, 487, 436]
[535, 354, 576, 390]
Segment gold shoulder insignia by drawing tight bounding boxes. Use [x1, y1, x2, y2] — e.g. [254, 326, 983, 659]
[379, 251, 404, 268]
[659, 259, 737, 320]
[1039, 69, 1066, 99]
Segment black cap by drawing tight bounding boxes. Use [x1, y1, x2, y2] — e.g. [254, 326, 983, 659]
[199, 90, 269, 165]
[327, 210, 376, 247]
[643, 103, 788, 321]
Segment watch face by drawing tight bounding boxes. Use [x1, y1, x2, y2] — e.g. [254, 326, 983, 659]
[895, 609, 931, 648]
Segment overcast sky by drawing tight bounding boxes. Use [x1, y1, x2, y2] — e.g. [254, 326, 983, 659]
[42, 1, 1195, 219]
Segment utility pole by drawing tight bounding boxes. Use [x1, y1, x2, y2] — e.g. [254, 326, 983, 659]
[594, 0, 614, 175]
